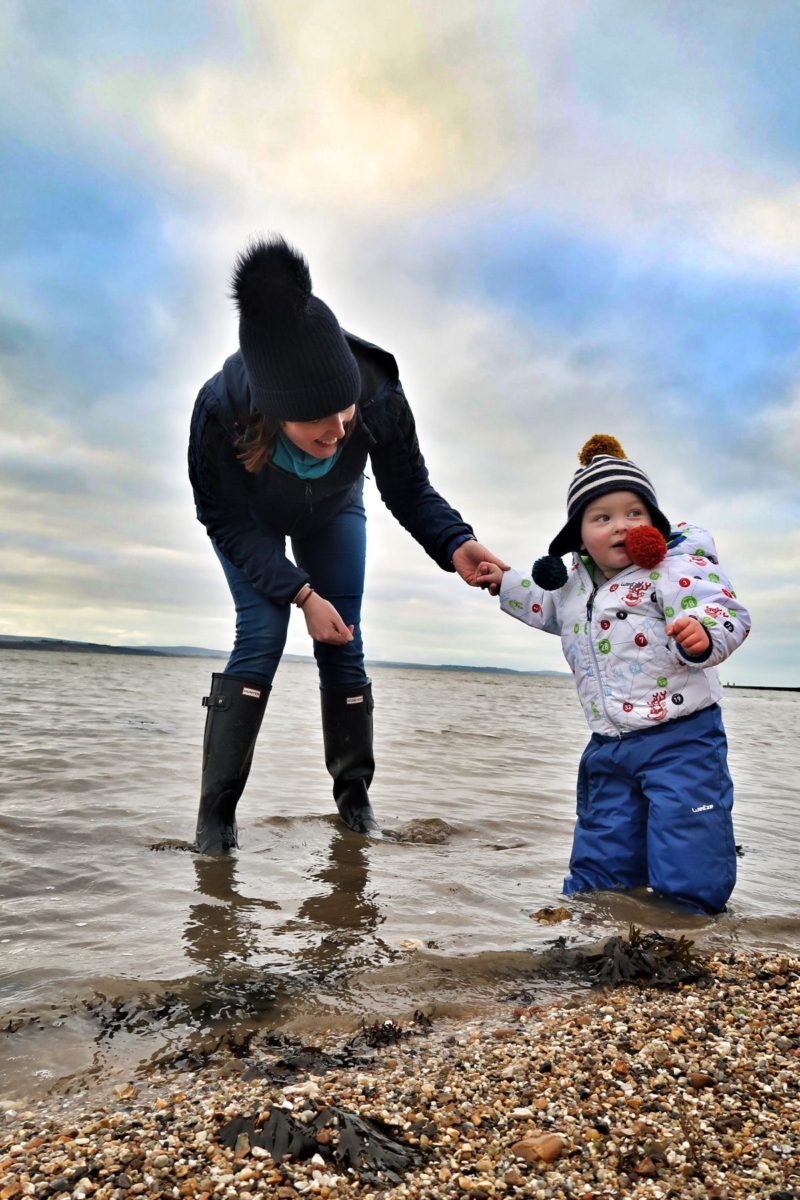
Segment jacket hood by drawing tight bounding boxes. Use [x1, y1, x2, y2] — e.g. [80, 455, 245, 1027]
[665, 522, 719, 564]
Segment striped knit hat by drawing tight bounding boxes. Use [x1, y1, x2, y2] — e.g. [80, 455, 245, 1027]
[531, 434, 671, 589]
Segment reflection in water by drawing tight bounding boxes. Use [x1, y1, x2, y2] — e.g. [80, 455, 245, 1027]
[174, 832, 397, 1065]
[183, 854, 280, 975]
[291, 828, 394, 982]
[183, 828, 397, 1004]
[175, 856, 285, 1047]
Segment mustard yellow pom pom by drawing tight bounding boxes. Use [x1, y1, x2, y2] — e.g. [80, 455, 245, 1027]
[578, 433, 626, 466]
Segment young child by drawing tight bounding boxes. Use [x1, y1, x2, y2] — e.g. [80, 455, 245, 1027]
[477, 434, 751, 915]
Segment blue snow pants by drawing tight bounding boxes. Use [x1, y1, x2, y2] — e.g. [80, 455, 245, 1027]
[562, 704, 737, 914]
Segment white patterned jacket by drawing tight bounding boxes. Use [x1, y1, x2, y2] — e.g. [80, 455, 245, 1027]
[498, 522, 751, 736]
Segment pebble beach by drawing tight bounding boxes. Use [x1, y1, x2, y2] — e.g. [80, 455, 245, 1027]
[2, 947, 798, 1200]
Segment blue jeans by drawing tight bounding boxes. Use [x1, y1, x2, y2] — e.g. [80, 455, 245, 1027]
[213, 484, 368, 691]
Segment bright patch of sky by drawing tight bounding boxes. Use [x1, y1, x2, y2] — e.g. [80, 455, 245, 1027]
[451, 224, 800, 438]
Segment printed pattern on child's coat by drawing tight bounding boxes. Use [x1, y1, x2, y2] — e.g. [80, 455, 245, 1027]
[499, 522, 751, 736]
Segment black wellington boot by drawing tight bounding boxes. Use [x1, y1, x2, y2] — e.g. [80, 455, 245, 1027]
[320, 682, 382, 837]
[194, 672, 270, 854]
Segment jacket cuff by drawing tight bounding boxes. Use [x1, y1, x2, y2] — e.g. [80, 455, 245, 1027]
[447, 532, 476, 562]
[677, 623, 714, 664]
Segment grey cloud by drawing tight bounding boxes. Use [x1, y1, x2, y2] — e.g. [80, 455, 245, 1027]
[0, 458, 92, 495]
[0, 313, 36, 356]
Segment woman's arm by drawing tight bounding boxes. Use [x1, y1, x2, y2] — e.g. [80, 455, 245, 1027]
[365, 382, 478, 570]
[189, 407, 310, 605]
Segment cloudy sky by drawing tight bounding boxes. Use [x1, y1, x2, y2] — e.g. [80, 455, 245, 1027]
[2, 1, 799, 685]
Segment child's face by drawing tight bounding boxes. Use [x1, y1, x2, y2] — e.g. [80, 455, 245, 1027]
[580, 490, 652, 579]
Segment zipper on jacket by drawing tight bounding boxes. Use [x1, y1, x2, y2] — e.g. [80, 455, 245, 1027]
[583, 572, 622, 737]
[305, 482, 313, 514]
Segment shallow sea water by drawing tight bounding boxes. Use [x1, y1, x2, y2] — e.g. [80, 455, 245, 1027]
[1, 650, 797, 1103]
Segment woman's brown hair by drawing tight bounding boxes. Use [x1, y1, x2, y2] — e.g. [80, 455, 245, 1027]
[234, 413, 280, 473]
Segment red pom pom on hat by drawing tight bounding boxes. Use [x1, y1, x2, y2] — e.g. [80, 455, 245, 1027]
[625, 525, 667, 570]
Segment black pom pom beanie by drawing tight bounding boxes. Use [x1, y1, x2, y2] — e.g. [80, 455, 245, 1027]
[232, 236, 361, 422]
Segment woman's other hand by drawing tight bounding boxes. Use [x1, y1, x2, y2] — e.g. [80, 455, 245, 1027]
[302, 593, 355, 644]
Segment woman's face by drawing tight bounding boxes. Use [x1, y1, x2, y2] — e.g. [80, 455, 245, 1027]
[280, 405, 356, 459]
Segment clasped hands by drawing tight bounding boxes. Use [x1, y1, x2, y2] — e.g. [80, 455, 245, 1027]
[451, 541, 509, 596]
[299, 546, 713, 655]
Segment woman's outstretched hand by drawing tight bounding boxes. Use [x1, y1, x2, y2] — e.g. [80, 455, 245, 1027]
[453, 541, 509, 595]
[302, 593, 354, 644]
[453, 542, 510, 597]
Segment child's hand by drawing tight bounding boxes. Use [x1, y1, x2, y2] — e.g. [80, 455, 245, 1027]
[665, 615, 711, 657]
[476, 561, 503, 595]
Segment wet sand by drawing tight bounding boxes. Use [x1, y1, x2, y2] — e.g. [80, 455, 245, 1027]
[1, 947, 797, 1199]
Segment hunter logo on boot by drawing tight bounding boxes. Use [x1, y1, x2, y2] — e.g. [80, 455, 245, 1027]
[242, 687, 262, 699]
[346, 695, 364, 704]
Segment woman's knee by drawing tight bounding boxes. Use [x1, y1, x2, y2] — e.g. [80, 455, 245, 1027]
[314, 637, 368, 690]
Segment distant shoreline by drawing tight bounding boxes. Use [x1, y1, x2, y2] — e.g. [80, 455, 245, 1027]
[1, 635, 795, 689]
[723, 683, 800, 692]
[0, 635, 564, 678]
[0, 635, 216, 659]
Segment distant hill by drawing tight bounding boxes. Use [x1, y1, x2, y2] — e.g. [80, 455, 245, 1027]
[2, 635, 172, 657]
[0, 634, 223, 659]
[0, 633, 565, 676]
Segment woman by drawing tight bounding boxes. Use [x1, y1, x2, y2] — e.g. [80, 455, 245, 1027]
[188, 235, 506, 853]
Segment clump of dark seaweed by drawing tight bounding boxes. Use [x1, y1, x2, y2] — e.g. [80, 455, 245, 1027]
[218, 1103, 423, 1185]
[154, 1011, 436, 1081]
[241, 1040, 371, 1082]
[345, 1009, 433, 1051]
[541, 925, 710, 990]
[578, 925, 709, 988]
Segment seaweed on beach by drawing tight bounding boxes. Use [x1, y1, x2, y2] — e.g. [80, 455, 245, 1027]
[241, 1042, 371, 1082]
[575, 925, 710, 988]
[77, 971, 279, 1048]
[219, 1106, 318, 1164]
[330, 1107, 423, 1182]
[218, 1102, 424, 1185]
[541, 925, 710, 990]
[240, 1013, 434, 1083]
[346, 1010, 432, 1050]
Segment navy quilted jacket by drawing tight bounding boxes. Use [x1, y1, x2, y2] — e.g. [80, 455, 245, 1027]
[188, 333, 474, 605]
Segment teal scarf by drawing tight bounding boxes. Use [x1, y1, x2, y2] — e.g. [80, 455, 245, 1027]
[272, 431, 343, 479]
